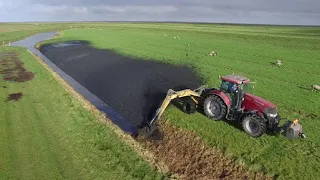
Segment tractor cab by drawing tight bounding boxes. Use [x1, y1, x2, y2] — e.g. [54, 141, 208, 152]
[219, 75, 251, 111]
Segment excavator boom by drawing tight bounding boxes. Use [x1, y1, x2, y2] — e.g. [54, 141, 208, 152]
[149, 87, 204, 126]
[139, 85, 207, 138]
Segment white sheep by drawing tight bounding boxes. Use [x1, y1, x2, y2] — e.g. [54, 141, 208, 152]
[312, 84, 320, 91]
[209, 51, 217, 56]
[275, 60, 282, 66]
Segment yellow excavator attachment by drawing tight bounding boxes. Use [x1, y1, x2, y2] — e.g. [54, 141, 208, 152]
[149, 88, 202, 125]
[140, 85, 207, 138]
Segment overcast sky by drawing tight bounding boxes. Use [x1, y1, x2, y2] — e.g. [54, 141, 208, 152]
[1, 0, 319, 25]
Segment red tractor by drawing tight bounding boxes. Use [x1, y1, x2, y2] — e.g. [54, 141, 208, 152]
[142, 74, 305, 139]
[199, 74, 279, 137]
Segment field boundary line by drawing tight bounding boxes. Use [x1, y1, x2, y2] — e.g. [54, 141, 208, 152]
[26, 49, 178, 179]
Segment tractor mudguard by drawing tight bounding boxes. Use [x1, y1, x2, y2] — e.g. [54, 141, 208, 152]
[239, 110, 264, 121]
[208, 89, 231, 107]
[243, 110, 258, 115]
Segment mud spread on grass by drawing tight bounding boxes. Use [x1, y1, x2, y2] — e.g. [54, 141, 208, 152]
[6, 92, 23, 102]
[0, 52, 35, 82]
[137, 121, 274, 180]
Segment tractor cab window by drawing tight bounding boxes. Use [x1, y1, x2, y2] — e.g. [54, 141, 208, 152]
[220, 80, 237, 93]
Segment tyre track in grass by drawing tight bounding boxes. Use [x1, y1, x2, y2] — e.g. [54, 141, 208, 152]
[26, 93, 69, 179]
[1, 86, 17, 179]
[0, 54, 17, 179]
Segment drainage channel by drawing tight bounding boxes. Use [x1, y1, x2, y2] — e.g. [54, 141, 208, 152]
[10, 32, 139, 136]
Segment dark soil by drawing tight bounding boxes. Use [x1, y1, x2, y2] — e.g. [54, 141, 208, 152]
[0, 52, 35, 82]
[6, 92, 23, 102]
[137, 120, 274, 180]
[40, 41, 202, 127]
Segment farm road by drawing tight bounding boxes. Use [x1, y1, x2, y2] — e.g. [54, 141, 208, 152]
[40, 41, 202, 127]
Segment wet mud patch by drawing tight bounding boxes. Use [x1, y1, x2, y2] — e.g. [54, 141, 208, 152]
[40, 41, 203, 127]
[0, 52, 35, 82]
[137, 120, 273, 180]
[6, 92, 23, 102]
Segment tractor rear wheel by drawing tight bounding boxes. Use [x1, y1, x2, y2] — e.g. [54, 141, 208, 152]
[241, 114, 266, 137]
[203, 95, 227, 120]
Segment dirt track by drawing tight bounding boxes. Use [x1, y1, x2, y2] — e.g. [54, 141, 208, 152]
[138, 120, 273, 180]
[40, 41, 202, 127]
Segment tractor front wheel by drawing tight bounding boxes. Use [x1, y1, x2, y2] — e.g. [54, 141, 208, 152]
[241, 114, 266, 137]
[182, 97, 196, 114]
[203, 95, 227, 120]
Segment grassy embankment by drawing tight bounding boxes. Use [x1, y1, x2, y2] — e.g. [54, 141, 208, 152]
[38, 23, 320, 179]
[0, 24, 167, 180]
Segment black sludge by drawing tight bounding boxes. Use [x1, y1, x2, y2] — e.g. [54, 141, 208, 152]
[40, 41, 202, 127]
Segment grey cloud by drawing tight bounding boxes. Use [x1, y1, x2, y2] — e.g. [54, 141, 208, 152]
[19, 0, 320, 13]
[0, 0, 320, 25]
[90, 5, 177, 14]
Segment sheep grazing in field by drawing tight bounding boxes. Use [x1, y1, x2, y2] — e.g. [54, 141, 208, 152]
[209, 51, 217, 56]
[275, 60, 282, 66]
[173, 35, 180, 39]
[312, 84, 320, 91]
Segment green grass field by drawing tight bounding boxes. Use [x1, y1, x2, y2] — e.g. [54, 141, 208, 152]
[0, 22, 101, 44]
[0, 45, 166, 179]
[37, 23, 320, 179]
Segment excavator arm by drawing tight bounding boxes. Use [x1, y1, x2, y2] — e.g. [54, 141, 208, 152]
[149, 88, 202, 126]
[140, 85, 207, 138]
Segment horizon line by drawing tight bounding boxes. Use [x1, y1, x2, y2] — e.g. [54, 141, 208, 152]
[1, 20, 319, 27]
